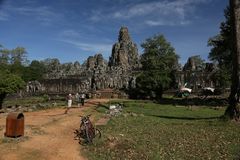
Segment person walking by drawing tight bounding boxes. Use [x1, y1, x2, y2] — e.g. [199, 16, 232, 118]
[65, 93, 73, 114]
[80, 93, 85, 106]
[75, 92, 80, 107]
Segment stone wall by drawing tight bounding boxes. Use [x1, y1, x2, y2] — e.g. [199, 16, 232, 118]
[176, 56, 218, 91]
[26, 28, 218, 96]
[27, 27, 139, 96]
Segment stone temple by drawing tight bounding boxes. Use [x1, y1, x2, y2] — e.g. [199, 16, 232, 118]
[29, 27, 140, 97]
[26, 27, 219, 97]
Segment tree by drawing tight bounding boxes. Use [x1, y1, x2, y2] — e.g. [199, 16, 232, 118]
[225, 0, 240, 120]
[0, 46, 10, 72]
[10, 47, 28, 65]
[42, 58, 60, 72]
[9, 47, 28, 77]
[0, 47, 10, 65]
[22, 60, 47, 82]
[208, 6, 232, 87]
[210, 67, 231, 88]
[135, 34, 179, 99]
[0, 70, 25, 109]
[0, 45, 29, 108]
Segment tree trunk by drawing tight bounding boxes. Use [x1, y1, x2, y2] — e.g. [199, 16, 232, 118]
[225, 0, 240, 120]
[0, 93, 6, 109]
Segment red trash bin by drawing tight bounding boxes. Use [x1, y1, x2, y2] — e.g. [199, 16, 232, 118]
[5, 112, 24, 137]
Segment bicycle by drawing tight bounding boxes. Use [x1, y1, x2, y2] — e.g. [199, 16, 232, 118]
[74, 114, 101, 144]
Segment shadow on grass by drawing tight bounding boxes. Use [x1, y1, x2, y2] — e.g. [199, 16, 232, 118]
[157, 97, 228, 107]
[149, 114, 221, 120]
[95, 103, 109, 110]
[86, 101, 102, 106]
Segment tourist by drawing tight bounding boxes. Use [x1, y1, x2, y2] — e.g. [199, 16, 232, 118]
[65, 93, 73, 114]
[80, 93, 85, 106]
[75, 92, 80, 107]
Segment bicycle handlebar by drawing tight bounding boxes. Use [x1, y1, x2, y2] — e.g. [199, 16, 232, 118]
[79, 114, 91, 118]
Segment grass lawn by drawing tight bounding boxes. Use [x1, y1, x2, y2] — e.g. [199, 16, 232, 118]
[83, 100, 240, 160]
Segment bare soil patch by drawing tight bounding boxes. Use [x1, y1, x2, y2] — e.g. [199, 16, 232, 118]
[0, 99, 109, 160]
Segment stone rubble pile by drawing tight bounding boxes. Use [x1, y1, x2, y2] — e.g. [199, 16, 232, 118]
[107, 103, 123, 116]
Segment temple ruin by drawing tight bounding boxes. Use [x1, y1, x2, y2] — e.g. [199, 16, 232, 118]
[26, 27, 219, 97]
[175, 56, 218, 91]
[33, 27, 140, 97]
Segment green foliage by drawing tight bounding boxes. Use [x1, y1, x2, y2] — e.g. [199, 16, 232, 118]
[0, 44, 50, 108]
[23, 60, 46, 81]
[208, 7, 232, 87]
[0, 44, 46, 82]
[136, 71, 170, 99]
[84, 101, 240, 160]
[42, 94, 50, 102]
[0, 70, 25, 94]
[0, 47, 10, 66]
[42, 58, 60, 72]
[10, 46, 28, 65]
[9, 62, 25, 77]
[0, 45, 29, 79]
[0, 70, 25, 108]
[0, 45, 10, 72]
[134, 34, 179, 99]
[141, 34, 179, 71]
[211, 68, 231, 88]
[0, 45, 28, 66]
[0, 44, 27, 108]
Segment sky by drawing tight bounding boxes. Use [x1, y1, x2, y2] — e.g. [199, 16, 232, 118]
[0, 0, 228, 65]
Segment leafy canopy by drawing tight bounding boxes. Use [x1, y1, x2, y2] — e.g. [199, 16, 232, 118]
[208, 7, 232, 87]
[0, 70, 25, 94]
[135, 34, 179, 99]
[23, 60, 47, 81]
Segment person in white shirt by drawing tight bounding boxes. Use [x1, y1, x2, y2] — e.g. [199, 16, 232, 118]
[65, 93, 73, 114]
[80, 93, 85, 106]
[75, 93, 80, 107]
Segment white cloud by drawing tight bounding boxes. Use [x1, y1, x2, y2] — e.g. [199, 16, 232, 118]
[145, 20, 174, 26]
[0, 2, 64, 25]
[145, 19, 190, 26]
[58, 39, 112, 54]
[90, 0, 211, 26]
[14, 6, 63, 25]
[112, 0, 206, 20]
[58, 28, 114, 43]
[57, 29, 113, 56]
[59, 30, 81, 38]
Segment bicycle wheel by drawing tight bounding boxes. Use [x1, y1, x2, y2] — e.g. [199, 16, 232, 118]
[74, 129, 83, 144]
[79, 124, 86, 139]
[74, 129, 80, 139]
[85, 126, 93, 143]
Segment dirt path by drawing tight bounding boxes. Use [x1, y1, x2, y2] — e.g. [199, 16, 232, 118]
[0, 99, 109, 160]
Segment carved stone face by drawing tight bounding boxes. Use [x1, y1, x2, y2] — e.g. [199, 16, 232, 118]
[34, 27, 140, 95]
[118, 26, 131, 43]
